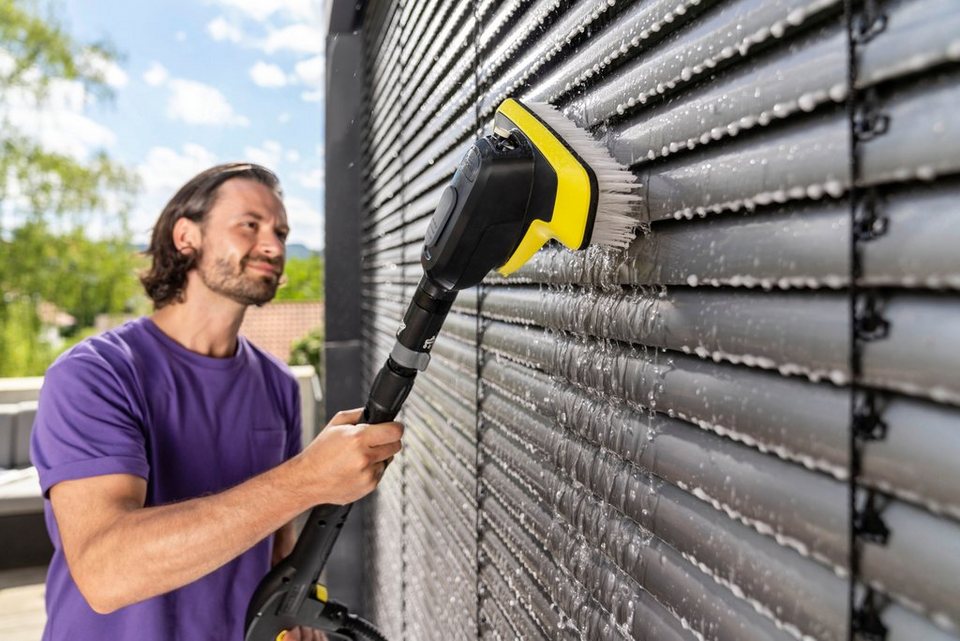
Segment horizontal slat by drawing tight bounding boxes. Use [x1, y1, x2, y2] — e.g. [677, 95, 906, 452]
[860, 73, 960, 186]
[500, 201, 849, 289]
[860, 182, 960, 289]
[861, 295, 960, 405]
[860, 499, 960, 633]
[482, 419, 796, 641]
[860, 395, 960, 520]
[557, 0, 842, 127]
[477, 285, 851, 383]
[471, 315, 851, 478]
[482, 356, 850, 574]
[640, 113, 850, 222]
[857, 0, 960, 88]
[606, 24, 846, 166]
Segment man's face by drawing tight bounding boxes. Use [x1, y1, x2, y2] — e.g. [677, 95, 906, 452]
[194, 178, 289, 306]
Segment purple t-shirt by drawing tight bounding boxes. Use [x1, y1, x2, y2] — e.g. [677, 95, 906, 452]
[30, 317, 302, 641]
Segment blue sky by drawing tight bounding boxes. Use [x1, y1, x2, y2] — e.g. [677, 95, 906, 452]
[41, 0, 327, 249]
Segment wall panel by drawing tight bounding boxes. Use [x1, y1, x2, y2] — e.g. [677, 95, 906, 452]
[344, 0, 960, 638]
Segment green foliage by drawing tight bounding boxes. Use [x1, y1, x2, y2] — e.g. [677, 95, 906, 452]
[2, 222, 147, 325]
[0, 296, 57, 376]
[276, 255, 324, 301]
[289, 326, 324, 377]
[0, 0, 141, 377]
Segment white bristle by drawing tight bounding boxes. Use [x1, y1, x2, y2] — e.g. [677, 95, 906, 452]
[523, 101, 641, 250]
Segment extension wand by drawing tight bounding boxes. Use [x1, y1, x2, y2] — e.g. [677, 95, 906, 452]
[244, 98, 639, 641]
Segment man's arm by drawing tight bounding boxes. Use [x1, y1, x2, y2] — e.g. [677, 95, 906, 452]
[272, 521, 297, 567]
[50, 409, 402, 614]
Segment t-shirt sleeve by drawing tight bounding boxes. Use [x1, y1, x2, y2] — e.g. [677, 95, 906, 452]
[284, 377, 303, 461]
[30, 351, 149, 497]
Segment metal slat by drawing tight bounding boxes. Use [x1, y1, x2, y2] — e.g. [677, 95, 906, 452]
[482, 420, 797, 641]
[556, 0, 843, 127]
[860, 499, 960, 633]
[477, 285, 851, 383]
[502, 202, 849, 289]
[471, 316, 851, 479]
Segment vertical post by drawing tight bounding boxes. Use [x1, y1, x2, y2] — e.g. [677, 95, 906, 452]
[324, 12, 366, 615]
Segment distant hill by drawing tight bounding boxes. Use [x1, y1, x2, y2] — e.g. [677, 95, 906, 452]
[131, 242, 322, 260]
[287, 243, 323, 259]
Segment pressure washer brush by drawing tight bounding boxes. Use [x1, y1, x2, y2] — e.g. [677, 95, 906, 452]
[245, 98, 641, 641]
[422, 98, 640, 286]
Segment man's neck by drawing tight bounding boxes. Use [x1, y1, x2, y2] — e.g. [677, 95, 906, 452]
[150, 290, 247, 359]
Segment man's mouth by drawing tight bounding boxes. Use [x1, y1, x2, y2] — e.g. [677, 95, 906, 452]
[246, 261, 280, 276]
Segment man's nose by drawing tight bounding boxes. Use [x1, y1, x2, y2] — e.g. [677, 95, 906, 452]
[258, 229, 285, 257]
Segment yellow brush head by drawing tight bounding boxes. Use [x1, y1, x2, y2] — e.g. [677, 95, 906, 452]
[493, 98, 639, 275]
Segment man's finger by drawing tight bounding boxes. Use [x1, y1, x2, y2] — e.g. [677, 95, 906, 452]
[361, 421, 404, 447]
[368, 441, 402, 464]
[328, 408, 364, 426]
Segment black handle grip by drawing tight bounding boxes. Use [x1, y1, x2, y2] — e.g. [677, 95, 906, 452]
[245, 277, 459, 641]
[362, 359, 417, 425]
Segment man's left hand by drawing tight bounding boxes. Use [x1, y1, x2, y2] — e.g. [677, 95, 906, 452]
[283, 626, 328, 641]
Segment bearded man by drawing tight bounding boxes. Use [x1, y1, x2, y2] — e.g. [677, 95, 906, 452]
[30, 163, 400, 641]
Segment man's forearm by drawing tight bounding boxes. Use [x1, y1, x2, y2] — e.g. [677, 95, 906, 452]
[76, 456, 314, 613]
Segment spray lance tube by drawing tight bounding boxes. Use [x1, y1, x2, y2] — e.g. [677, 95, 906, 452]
[244, 99, 638, 641]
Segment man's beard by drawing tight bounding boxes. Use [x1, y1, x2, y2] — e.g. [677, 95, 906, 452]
[195, 248, 282, 306]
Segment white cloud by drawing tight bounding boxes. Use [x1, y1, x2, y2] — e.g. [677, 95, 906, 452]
[167, 79, 249, 126]
[283, 194, 323, 249]
[285, 149, 300, 163]
[143, 62, 169, 86]
[82, 52, 129, 89]
[301, 89, 322, 103]
[210, 0, 318, 22]
[263, 24, 325, 54]
[1, 77, 116, 160]
[293, 54, 324, 87]
[295, 167, 323, 190]
[250, 61, 287, 88]
[132, 144, 219, 242]
[244, 140, 284, 168]
[207, 16, 244, 43]
[175, 31, 187, 42]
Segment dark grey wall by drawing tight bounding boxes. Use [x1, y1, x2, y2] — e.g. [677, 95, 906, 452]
[331, 1, 960, 639]
[323, 22, 367, 613]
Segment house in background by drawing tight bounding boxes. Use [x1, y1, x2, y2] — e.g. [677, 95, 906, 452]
[96, 301, 323, 364]
[239, 301, 324, 363]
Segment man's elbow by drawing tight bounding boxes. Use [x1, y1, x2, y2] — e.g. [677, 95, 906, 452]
[73, 566, 128, 614]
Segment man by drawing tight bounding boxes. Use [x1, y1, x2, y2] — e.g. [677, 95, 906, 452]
[30, 163, 400, 640]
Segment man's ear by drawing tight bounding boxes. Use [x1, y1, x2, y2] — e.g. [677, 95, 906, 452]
[172, 217, 201, 256]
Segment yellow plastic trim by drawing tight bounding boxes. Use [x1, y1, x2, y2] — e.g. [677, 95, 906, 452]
[315, 584, 329, 603]
[495, 98, 592, 275]
[276, 631, 288, 641]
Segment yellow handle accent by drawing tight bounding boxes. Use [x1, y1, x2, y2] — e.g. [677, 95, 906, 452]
[494, 98, 593, 276]
[276, 631, 288, 641]
[315, 584, 329, 602]
[497, 220, 554, 275]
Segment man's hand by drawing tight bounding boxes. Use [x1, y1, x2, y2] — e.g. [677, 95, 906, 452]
[283, 626, 328, 641]
[294, 408, 404, 506]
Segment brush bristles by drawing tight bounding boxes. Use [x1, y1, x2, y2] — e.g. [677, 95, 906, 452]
[524, 101, 640, 250]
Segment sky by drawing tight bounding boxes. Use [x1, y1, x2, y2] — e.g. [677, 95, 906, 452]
[17, 0, 328, 250]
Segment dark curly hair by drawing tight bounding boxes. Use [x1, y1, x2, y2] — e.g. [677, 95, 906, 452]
[140, 162, 283, 309]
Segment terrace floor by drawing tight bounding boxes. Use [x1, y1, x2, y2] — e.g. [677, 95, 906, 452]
[0, 566, 46, 641]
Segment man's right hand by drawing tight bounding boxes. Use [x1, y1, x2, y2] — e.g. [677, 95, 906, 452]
[294, 408, 404, 505]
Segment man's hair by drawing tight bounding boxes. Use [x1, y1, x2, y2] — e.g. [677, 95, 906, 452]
[140, 162, 284, 309]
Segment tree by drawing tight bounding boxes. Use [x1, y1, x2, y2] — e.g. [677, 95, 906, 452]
[275, 255, 324, 301]
[0, 0, 141, 376]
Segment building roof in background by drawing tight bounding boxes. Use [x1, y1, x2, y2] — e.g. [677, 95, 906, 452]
[240, 301, 323, 363]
